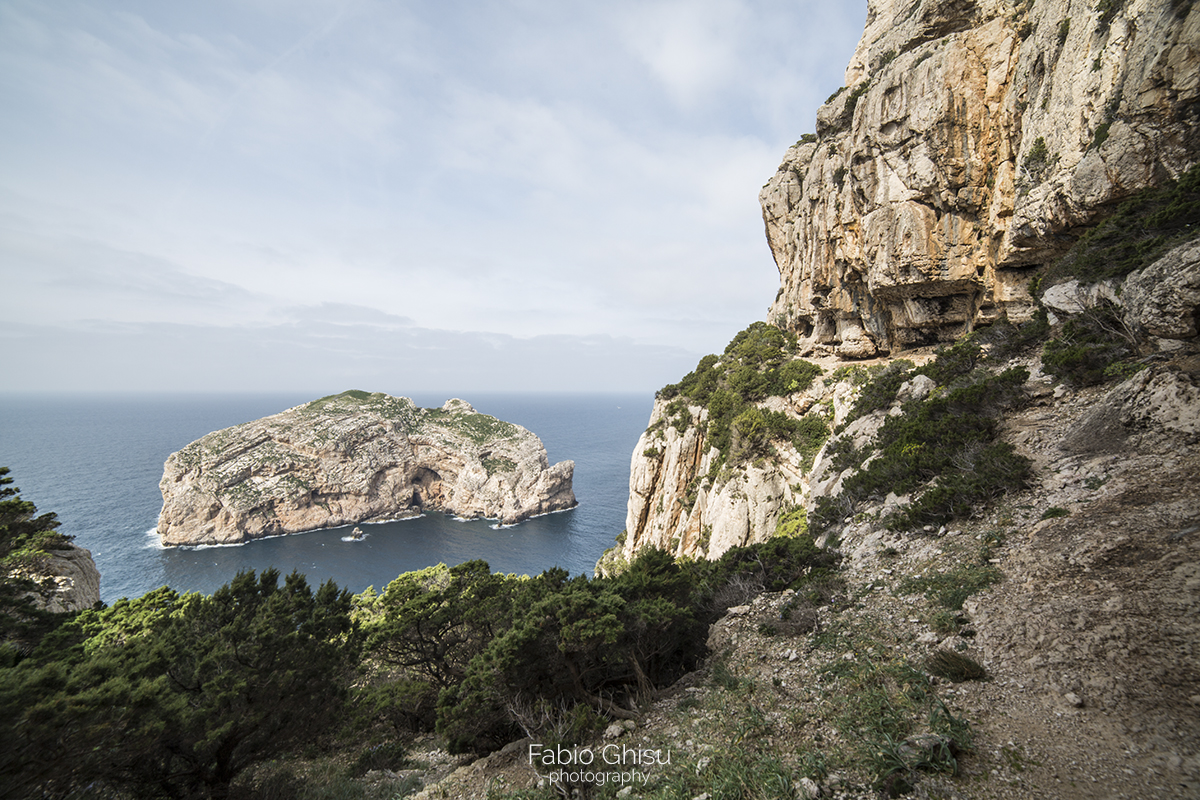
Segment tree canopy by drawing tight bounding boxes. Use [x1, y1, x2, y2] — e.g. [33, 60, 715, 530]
[1, 567, 357, 799]
[0, 465, 841, 798]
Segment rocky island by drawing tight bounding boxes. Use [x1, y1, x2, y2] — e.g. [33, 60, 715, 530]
[156, 391, 576, 546]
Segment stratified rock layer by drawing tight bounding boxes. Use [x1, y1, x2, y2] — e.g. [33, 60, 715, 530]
[157, 392, 576, 546]
[761, 0, 1199, 357]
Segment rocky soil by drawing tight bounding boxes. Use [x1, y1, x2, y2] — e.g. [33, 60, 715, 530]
[381, 352, 1199, 800]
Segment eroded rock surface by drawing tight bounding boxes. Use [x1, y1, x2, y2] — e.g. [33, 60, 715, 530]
[761, 0, 1200, 357]
[17, 545, 102, 613]
[157, 392, 575, 546]
[616, 393, 806, 565]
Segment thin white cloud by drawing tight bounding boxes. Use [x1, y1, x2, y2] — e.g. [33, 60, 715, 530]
[283, 302, 414, 328]
[0, 317, 701, 394]
[619, 0, 747, 109]
[0, 0, 866, 392]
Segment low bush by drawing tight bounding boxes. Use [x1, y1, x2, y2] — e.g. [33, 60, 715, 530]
[656, 323, 825, 471]
[839, 360, 915, 429]
[925, 649, 988, 682]
[814, 365, 1032, 534]
[898, 563, 1002, 611]
[1044, 164, 1200, 285]
[1042, 305, 1136, 386]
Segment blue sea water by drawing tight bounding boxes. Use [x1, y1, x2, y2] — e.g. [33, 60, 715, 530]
[0, 392, 652, 602]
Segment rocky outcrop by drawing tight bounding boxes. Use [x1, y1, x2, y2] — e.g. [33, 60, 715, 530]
[157, 392, 576, 546]
[615, 374, 841, 565]
[18, 545, 102, 613]
[1121, 237, 1200, 342]
[761, 0, 1199, 357]
[617, 0, 1200, 569]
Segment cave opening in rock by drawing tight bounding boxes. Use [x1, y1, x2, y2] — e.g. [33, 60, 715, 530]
[411, 467, 444, 509]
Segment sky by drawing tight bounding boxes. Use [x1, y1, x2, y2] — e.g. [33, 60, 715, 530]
[0, 0, 865, 395]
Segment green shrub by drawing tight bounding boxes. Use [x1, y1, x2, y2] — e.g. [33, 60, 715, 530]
[1042, 307, 1135, 386]
[898, 564, 1002, 611]
[1022, 135, 1060, 184]
[655, 323, 824, 471]
[845, 80, 872, 116]
[1024, 136, 1049, 170]
[888, 442, 1033, 530]
[817, 363, 1032, 534]
[840, 360, 916, 428]
[0, 467, 72, 572]
[1103, 360, 1147, 381]
[350, 740, 414, 776]
[1096, 0, 1125, 32]
[918, 339, 981, 386]
[1057, 17, 1071, 43]
[1045, 164, 1200, 284]
[773, 357, 823, 394]
[774, 505, 808, 538]
[4, 569, 358, 799]
[0, 469, 75, 663]
[975, 308, 1051, 361]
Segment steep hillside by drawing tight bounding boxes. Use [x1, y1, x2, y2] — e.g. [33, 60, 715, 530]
[612, 0, 1199, 568]
[551, 1, 1200, 796]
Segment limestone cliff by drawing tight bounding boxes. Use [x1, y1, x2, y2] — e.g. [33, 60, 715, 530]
[612, 0, 1199, 569]
[613, 380, 834, 566]
[617, 400, 798, 563]
[761, 0, 1199, 357]
[16, 545, 102, 613]
[157, 392, 576, 546]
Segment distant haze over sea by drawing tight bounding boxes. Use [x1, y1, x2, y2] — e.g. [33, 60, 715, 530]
[0, 392, 652, 601]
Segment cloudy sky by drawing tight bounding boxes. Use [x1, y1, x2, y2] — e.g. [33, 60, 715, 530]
[0, 0, 864, 394]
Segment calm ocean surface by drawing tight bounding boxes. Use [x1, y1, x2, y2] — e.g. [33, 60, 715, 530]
[0, 392, 653, 602]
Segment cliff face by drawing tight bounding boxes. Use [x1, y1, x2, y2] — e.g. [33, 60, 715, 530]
[614, 0, 1199, 568]
[157, 393, 576, 546]
[616, 381, 844, 565]
[761, 0, 1199, 357]
[18, 545, 102, 613]
[619, 401, 797, 563]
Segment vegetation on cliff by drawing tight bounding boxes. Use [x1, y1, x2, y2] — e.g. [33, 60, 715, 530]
[0, 469, 74, 662]
[1044, 164, 1200, 286]
[813, 337, 1037, 537]
[654, 321, 829, 471]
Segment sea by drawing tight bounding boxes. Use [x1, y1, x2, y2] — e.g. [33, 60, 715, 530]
[0, 392, 654, 603]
